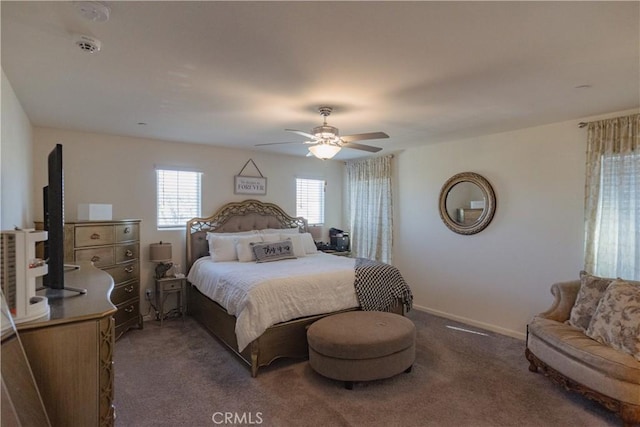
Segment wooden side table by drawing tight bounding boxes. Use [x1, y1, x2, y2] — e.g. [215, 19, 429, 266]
[155, 276, 186, 326]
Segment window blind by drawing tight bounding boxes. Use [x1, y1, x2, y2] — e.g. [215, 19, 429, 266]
[156, 169, 202, 229]
[296, 178, 325, 225]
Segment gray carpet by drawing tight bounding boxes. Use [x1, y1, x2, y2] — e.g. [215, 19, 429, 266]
[114, 310, 619, 427]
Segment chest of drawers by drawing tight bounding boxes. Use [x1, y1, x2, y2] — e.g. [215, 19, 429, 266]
[64, 219, 143, 339]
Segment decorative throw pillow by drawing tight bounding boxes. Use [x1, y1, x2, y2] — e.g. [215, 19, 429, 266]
[585, 280, 640, 361]
[235, 235, 263, 262]
[251, 241, 296, 263]
[281, 233, 306, 258]
[208, 235, 238, 262]
[568, 271, 614, 331]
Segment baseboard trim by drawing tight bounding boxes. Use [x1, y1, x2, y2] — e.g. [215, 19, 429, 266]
[412, 304, 526, 341]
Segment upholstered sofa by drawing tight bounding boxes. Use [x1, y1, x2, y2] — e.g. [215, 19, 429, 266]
[526, 277, 640, 426]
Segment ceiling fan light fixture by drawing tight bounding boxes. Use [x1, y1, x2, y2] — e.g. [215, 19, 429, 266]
[257, 105, 385, 156]
[313, 125, 339, 141]
[309, 144, 341, 160]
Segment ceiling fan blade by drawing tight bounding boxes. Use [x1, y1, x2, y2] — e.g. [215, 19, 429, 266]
[285, 129, 317, 140]
[340, 132, 389, 143]
[255, 141, 308, 147]
[341, 142, 382, 153]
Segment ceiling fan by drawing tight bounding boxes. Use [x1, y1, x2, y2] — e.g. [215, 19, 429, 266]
[256, 107, 389, 159]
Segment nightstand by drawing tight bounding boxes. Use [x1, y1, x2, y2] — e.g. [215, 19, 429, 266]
[155, 276, 186, 326]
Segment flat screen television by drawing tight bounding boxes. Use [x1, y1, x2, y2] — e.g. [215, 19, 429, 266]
[42, 144, 85, 294]
[42, 144, 64, 289]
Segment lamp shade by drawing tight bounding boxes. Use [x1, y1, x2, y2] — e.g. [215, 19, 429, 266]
[149, 242, 172, 262]
[309, 225, 323, 240]
[309, 144, 341, 160]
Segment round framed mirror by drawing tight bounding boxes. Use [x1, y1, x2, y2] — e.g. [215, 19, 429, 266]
[439, 172, 496, 235]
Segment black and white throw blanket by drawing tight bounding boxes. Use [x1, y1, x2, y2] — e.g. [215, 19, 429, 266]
[354, 257, 413, 312]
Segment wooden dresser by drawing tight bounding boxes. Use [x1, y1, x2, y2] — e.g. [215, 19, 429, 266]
[64, 219, 143, 339]
[18, 262, 117, 426]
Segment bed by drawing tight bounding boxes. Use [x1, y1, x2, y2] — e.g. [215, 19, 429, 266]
[186, 199, 411, 377]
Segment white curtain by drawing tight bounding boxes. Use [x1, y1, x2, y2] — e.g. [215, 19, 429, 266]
[345, 155, 393, 263]
[584, 113, 640, 280]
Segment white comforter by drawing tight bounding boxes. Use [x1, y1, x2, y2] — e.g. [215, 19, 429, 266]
[187, 252, 359, 351]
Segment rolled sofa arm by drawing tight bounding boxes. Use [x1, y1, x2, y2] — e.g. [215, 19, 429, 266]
[537, 280, 580, 322]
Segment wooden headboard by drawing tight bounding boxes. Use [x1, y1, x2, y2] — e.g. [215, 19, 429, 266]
[186, 199, 308, 271]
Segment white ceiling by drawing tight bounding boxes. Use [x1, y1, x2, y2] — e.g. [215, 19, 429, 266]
[2, 1, 639, 160]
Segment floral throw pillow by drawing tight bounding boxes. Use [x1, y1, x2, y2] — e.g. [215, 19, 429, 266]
[585, 280, 640, 361]
[568, 271, 614, 331]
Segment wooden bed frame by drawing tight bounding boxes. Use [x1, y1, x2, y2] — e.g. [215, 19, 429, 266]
[186, 199, 402, 377]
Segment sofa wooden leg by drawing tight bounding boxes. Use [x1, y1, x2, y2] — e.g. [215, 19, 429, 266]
[621, 403, 640, 427]
[528, 347, 640, 426]
[525, 348, 538, 372]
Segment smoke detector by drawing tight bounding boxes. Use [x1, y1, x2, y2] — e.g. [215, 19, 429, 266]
[73, 1, 110, 22]
[74, 34, 102, 53]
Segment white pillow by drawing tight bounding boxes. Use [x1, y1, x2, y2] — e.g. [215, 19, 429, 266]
[282, 233, 306, 258]
[206, 230, 257, 241]
[209, 235, 238, 262]
[300, 232, 318, 254]
[261, 234, 282, 243]
[236, 235, 263, 262]
[261, 228, 300, 235]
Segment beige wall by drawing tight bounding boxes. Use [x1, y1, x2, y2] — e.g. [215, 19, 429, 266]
[33, 127, 344, 308]
[1, 70, 33, 230]
[8, 65, 638, 337]
[394, 108, 639, 340]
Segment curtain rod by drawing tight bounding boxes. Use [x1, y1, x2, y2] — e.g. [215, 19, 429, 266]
[578, 113, 639, 128]
[343, 153, 394, 164]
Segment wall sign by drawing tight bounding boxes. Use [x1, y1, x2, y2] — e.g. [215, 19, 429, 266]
[234, 159, 267, 195]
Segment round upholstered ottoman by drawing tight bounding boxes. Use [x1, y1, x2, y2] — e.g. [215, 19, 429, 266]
[307, 311, 416, 389]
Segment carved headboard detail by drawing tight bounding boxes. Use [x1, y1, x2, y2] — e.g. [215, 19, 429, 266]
[186, 199, 308, 271]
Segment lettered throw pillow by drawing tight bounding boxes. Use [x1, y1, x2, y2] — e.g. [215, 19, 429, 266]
[251, 241, 296, 263]
[585, 280, 640, 361]
[569, 271, 614, 331]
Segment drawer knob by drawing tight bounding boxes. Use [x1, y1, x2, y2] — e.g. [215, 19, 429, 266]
[125, 285, 134, 293]
[124, 227, 131, 234]
[90, 233, 101, 240]
[91, 255, 101, 262]
[124, 266, 134, 274]
[125, 250, 133, 257]
[124, 306, 134, 313]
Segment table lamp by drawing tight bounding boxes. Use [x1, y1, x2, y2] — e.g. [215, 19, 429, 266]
[149, 242, 172, 279]
[309, 225, 323, 242]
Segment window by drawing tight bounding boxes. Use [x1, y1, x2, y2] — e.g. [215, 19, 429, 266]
[296, 178, 325, 225]
[589, 152, 639, 279]
[346, 155, 393, 263]
[584, 114, 639, 280]
[156, 169, 201, 229]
